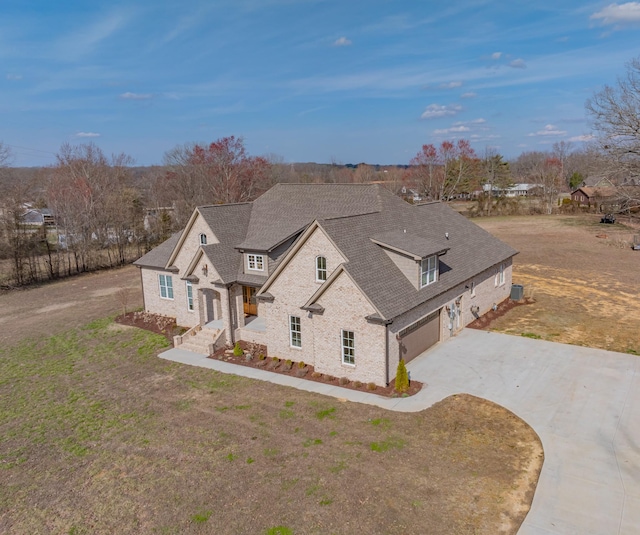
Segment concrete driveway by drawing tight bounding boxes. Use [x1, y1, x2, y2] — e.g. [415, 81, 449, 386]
[407, 329, 640, 535]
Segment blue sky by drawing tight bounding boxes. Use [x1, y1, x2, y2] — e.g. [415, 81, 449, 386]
[2, 1, 640, 166]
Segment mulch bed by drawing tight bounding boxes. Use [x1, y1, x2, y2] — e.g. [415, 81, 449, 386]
[115, 311, 182, 341]
[467, 297, 535, 330]
[209, 341, 423, 398]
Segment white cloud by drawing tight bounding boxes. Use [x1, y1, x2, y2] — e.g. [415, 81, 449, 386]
[6, 73, 22, 80]
[491, 52, 502, 59]
[509, 58, 527, 69]
[569, 134, 596, 142]
[439, 81, 462, 89]
[434, 125, 470, 135]
[461, 92, 476, 98]
[470, 118, 486, 124]
[528, 124, 567, 137]
[75, 132, 101, 138]
[591, 2, 640, 27]
[333, 36, 352, 46]
[120, 92, 153, 100]
[420, 103, 462, 119]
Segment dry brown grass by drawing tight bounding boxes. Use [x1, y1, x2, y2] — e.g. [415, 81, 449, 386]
[475, 213, 640, 354]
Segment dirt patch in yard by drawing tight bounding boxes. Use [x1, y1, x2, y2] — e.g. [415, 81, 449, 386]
[0, 265, 142, 347]
[474, 214, 640, 354]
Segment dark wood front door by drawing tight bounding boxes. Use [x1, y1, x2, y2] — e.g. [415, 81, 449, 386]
[242, 286, 257, 316]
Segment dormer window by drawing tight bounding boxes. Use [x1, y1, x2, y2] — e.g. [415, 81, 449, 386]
[420, 255, 438, 288]
[247, 254, 264, 271]
[316, 256, 327, 282]
[199, 233, 207, 245]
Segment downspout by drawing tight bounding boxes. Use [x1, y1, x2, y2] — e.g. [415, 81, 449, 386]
[227, 285, 235, 345]
[385, 324, 390, 386]
[139, 268, 146, 312]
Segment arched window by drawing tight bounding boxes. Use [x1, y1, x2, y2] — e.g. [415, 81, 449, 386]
[199, 233, 207, 245]
[316, 256, 327, 282]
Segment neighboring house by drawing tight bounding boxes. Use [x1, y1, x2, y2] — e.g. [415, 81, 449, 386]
[134, 184, 517, 387]
[580, 177, 615, 188]
[400, 186, 423, 203]
[20, 207, 55, 227]
[481, 183, 541, 197]
[570, 186, 618, 209]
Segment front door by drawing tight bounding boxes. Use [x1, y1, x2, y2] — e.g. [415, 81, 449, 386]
[242, 286, 257, 316]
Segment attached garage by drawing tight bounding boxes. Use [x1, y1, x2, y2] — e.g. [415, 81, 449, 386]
[398, 309, 440, 363]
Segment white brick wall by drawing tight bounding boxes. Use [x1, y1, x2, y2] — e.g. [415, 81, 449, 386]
[263, 227, 346, 362]
[313, 271, 386, 385]
[263, 227, 386, 385]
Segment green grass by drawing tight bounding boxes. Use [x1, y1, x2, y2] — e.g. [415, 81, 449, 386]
[315, 407, 336, 420]
[190, 510, 212, 524]
[370, 437, 406, 452]
[521, 332, 542, 339]
[265, 527, 293, 535]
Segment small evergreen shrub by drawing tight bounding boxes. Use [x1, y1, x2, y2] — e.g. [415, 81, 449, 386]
[395, 359, 409, 393]
[338, 377, 349, 385]
[366, 382, 377, 391]
[354, 381, 362, 388]
[233, 342, 243, 356]
[297, 361, 305, 369]
[258, 353, 266, 360]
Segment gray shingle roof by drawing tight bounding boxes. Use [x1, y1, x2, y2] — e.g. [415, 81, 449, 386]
[371, 229, 449, 260]
[140, 185, 517, 321]
[237, 183, 385, 251]
[133, 231, 183, 269]
[198, 203, 252, 284]
[319, 197, 518, 320]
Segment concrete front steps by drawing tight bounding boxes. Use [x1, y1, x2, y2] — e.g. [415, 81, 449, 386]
[173, 326, 224, 356]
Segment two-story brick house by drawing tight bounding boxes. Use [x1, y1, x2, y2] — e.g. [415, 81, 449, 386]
[134, 183, 517, 386]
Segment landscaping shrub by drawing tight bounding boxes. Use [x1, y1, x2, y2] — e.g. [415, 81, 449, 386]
[233, 342, 243, 356]
[395, 358, 409, 393]
[366, 382, 377, 391]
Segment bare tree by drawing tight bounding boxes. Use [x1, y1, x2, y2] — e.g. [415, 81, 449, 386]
[162, 136, 271, 226]
[586, 56, 640, 213]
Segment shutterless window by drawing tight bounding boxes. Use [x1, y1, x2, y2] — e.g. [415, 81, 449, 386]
[470, 281, 476, 297]
[186, 281, 194, 311]
[420, 255, 437, 288]
[498, 263, 505, 285]
[199, 233, 207, 245]
[247, 254, 264, 271]
[342, 330, 355, 365]
[316, 256, 327, 282]
[290, 315, 301, 348]
[159, 274, 174, 299]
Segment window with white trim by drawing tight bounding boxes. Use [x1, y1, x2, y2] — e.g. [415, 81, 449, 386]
[199, 233, 207, 245]
[159, 274, 174, 300]
[341, 330, 355, 365]
[247, 254, 264, 271]
[289, 315, 301, 348]
[316, 256, 327, 282]
[470, 281, 476, 297]
[495, 263, 505, 286]
[186, 281, 194, 311]
[420, 255, 438, 288]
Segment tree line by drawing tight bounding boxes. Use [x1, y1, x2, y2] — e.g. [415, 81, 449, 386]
[1, 55, 639, 287]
